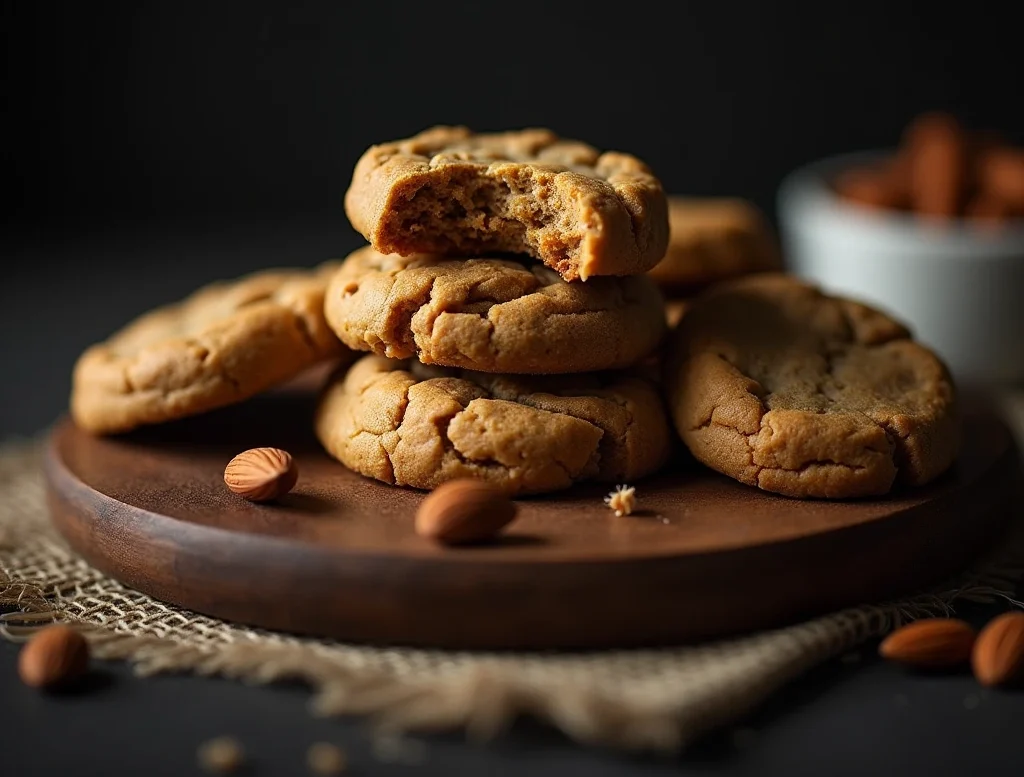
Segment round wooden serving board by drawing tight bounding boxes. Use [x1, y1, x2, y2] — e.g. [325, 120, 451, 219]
[45, 380, 1020, 650]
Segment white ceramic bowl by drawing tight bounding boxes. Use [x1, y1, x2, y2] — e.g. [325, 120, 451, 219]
[777, 151, 1024, 388]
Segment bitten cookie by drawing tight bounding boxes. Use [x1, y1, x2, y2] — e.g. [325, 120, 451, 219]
[647, 197, 781, 294]
[344, 126, 669, 282]
[316, 355, 671, 495]
[72, 264, 349, 434]
[324, 247, 667, 374]
[665, 274, 958, 499]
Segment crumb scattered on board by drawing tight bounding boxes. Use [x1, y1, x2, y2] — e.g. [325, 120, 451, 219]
[307, 742, 347, 774]
[604, 484, 636, 516]
[198, 737, 245, 774]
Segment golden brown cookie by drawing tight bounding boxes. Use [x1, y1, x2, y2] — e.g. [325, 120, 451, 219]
[72, 264, 349, 434]
[647, 197, 781, 294]
[324, 247, 667, 374]
[665, 274, 958, 499]
[316, 355, 671, 495]
[344, 126, 669, 282]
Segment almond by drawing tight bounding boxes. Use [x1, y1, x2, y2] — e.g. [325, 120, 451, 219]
[977, 147, 1024, 209]
[18, 624, 90, 689]
[878, 618, 976, 669]
[834, 163, 908, 211]
[415, 479, 517, 545]
[224, 447, 298, 502]
[904, 111, 968, 218]
[971, 611, 1024, 688]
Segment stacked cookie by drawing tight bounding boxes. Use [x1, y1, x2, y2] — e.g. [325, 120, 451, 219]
[315, 127, 675, 494]
[648, 197, 782, 326]
[68, 126, 960, 503]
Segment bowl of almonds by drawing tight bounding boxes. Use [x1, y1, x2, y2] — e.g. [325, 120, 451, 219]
[777, 112, 1024, 386]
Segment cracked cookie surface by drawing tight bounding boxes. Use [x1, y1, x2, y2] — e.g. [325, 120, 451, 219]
[665, 274, 958, 498]
[344, 126, 669, 282]
[647, 197, 781, 294]
[72, 264, 350, 434]
[325, 247, 667, 374]
[315, 355, 671, 495]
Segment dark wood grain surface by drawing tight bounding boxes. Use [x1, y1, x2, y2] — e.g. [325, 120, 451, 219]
[43, 374, 1021, 650]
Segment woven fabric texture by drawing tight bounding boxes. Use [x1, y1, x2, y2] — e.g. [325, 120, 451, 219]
[2, 399, 1022, 751]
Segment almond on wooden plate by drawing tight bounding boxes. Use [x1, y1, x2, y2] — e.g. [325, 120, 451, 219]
[878, 618, 976, 669]
[415, 479, 517, 545]
[971, 611, 1024, 688]
[223, 447, 298, 502]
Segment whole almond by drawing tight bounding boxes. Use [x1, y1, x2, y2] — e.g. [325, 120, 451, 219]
[834, 168, 902, 211]
[903, 112, 968, 219]
[415, 479, 517, 545]
[878, 618, 976, 669]
[971, 611, 1024, 688]
[977, 147, 1024, 209]
[834, 158, 909, 212]
[224, 447, 298, 502]
[18, 624, 90, 689]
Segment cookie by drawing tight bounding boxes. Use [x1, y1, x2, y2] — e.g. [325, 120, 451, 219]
[665, 274, 958, 499]
[647, 197, 781, 294]
[324, 247, 667, 374]
[316, 355, 671, 495]
[344, 126, 669, 282]
[72, 264, 349, 434]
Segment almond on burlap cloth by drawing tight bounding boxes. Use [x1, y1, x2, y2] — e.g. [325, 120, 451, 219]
[2, 393, 1023, 752]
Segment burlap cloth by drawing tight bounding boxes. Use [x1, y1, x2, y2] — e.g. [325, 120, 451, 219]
[2, 393, 1023, 753]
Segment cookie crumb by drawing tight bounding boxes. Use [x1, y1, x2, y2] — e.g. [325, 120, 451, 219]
[307, 742, 347, 774]
[604, 485, 636, 516]
[198, 737, 244, 773]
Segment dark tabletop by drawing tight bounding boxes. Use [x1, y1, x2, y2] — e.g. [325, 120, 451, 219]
[2, 223, 1022, 777]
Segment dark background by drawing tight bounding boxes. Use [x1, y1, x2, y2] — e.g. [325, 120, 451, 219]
[5, 1, 1024, 238]
[2, 5, 1024, 775]
[3, 0, 1023, 435]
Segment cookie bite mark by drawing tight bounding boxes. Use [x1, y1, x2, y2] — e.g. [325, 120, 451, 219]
[380, 164, 579, 280]
[666, 274, 958, 499]
[324, 248, 666, 375]
[315, 355, 671, 495]
[344, 126, 668, 282]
